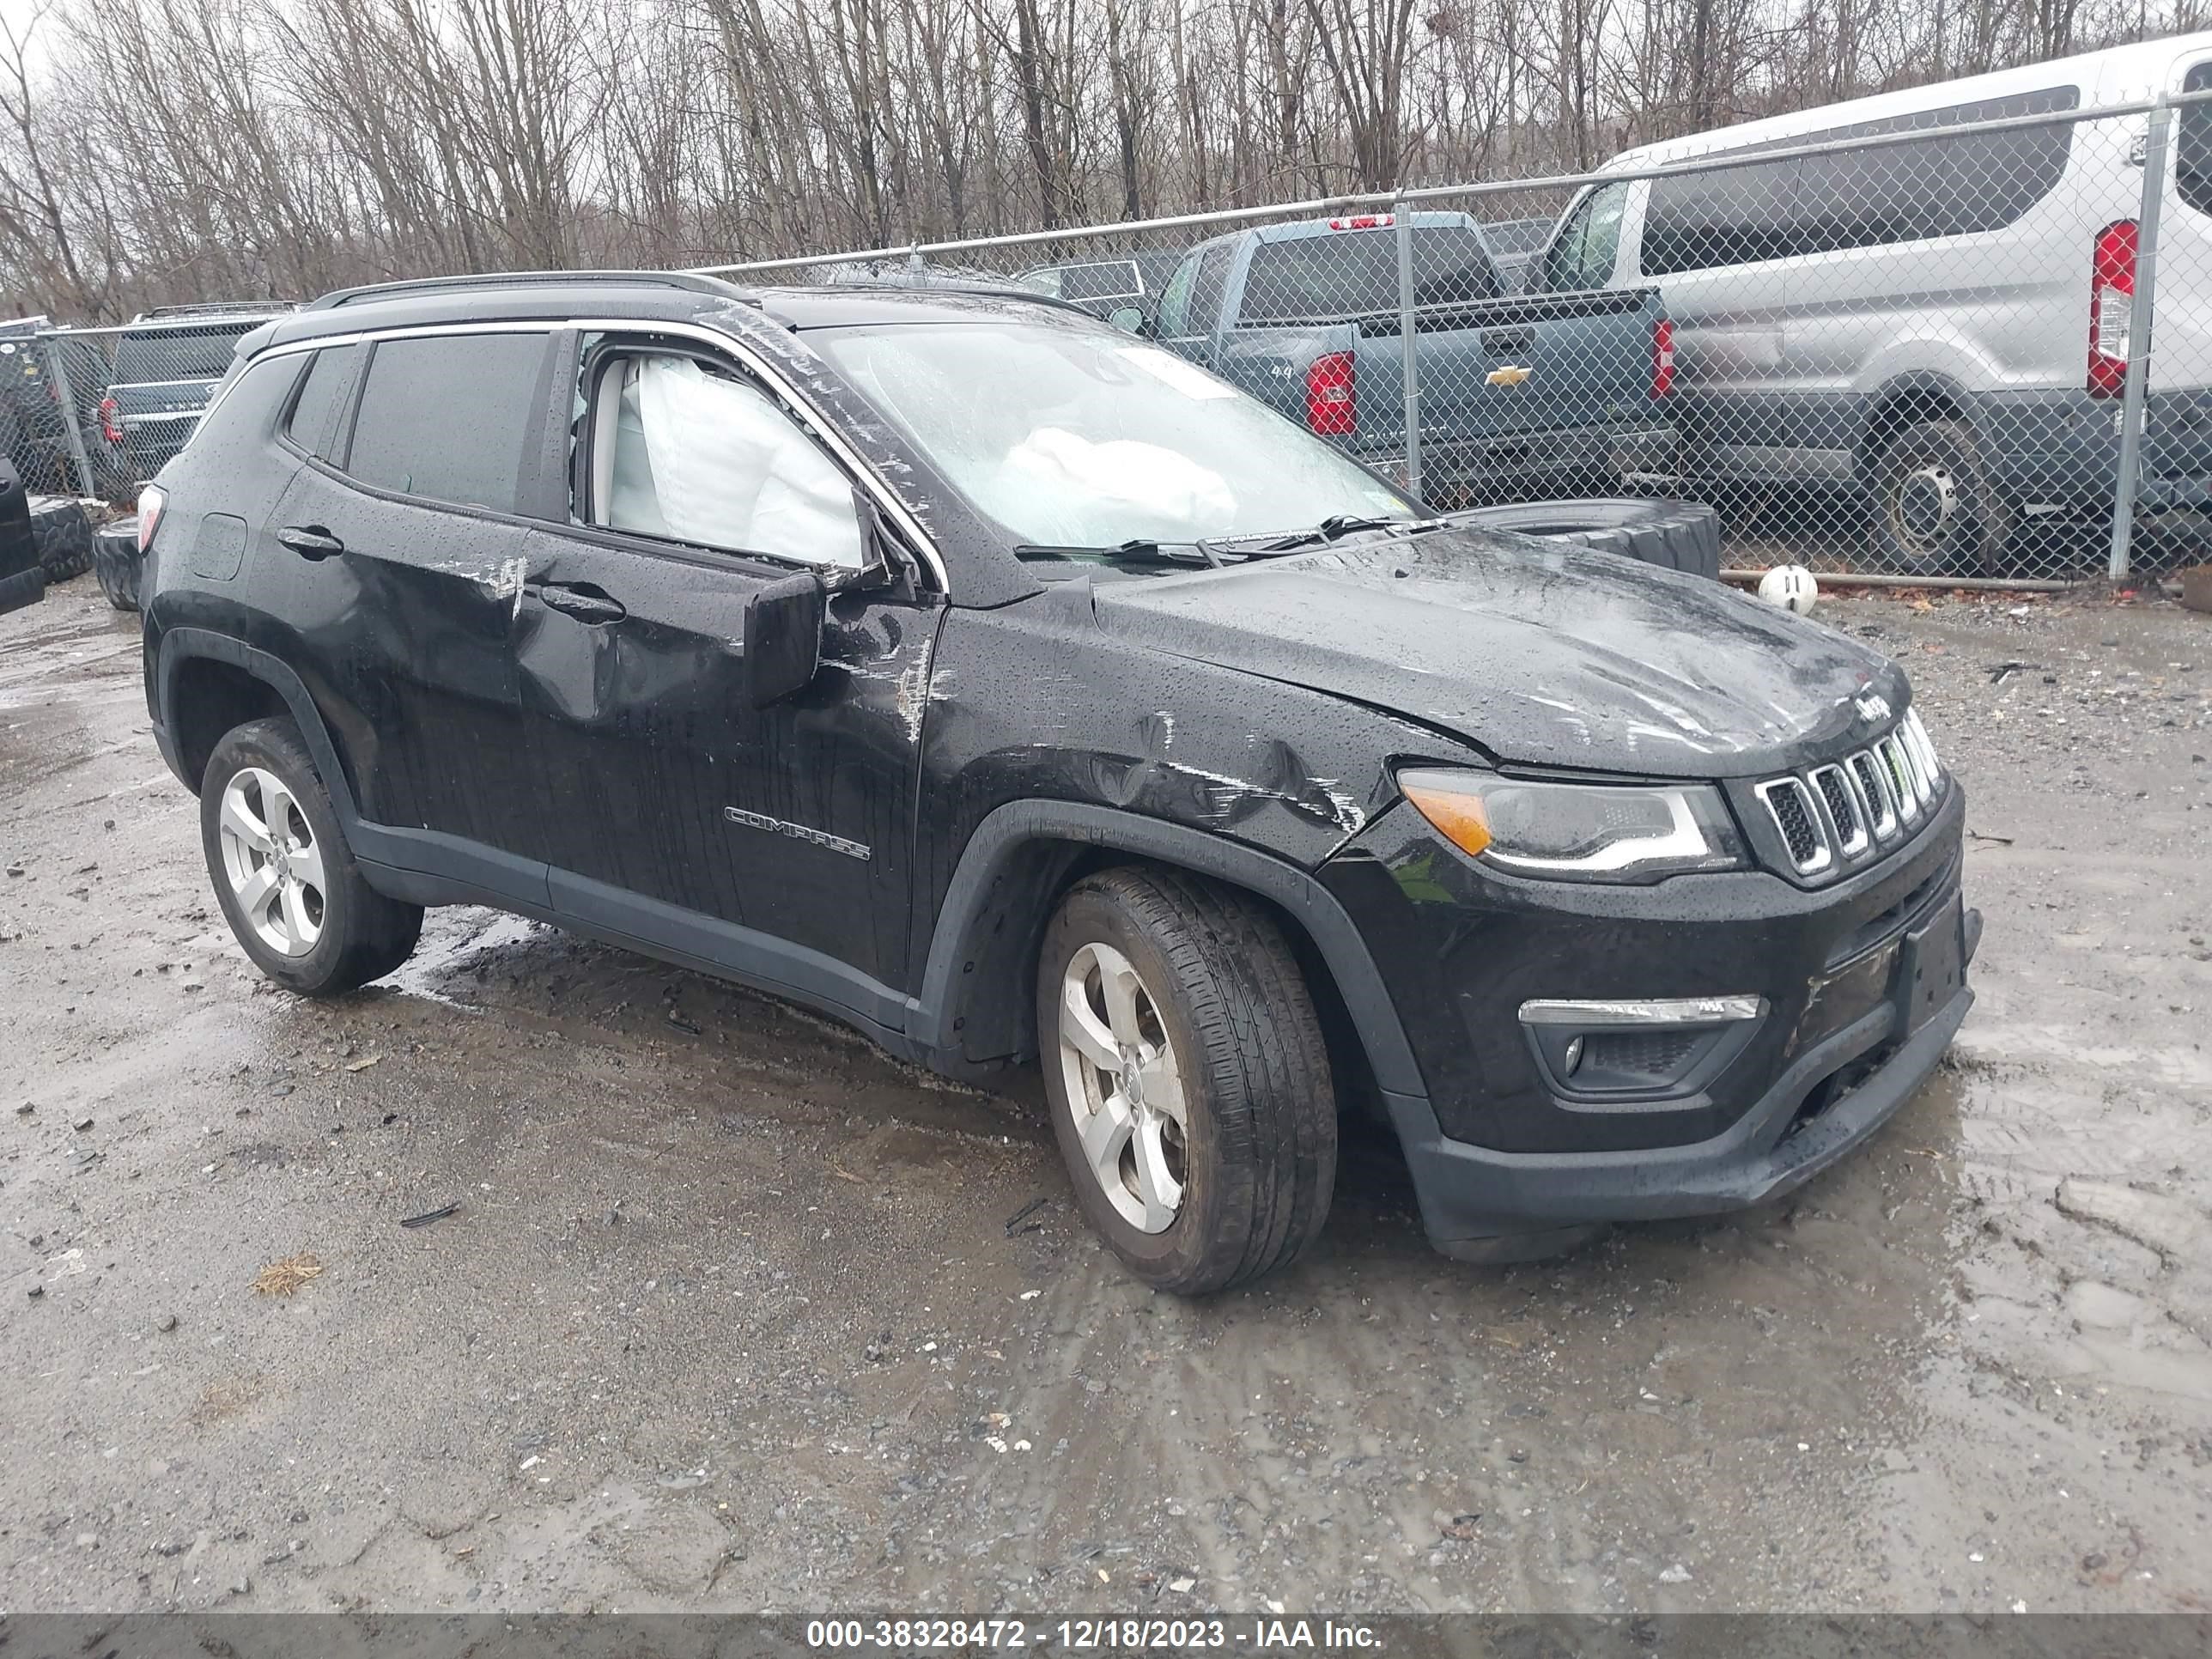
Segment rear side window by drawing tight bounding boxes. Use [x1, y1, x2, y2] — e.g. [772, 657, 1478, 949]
[1238, 226, 1499, 320]
[1059, 262, 1143, 302]
[1187, 244, 1237, 331]
[1641, 155, 1802, 276]
[345, 333, 550, 512]
[112, 325, 248, 382]
[1792, 88, 2079, 252]
[2178, 60, 2212, 218]
[284, 343, 363, 459]
[1155, 253, 1200, 334]
[1642, 85, 2078, 276]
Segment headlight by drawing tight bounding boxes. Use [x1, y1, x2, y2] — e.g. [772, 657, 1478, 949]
[1397, 769, 1746, 881]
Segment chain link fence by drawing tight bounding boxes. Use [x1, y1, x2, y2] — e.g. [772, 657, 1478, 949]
[0, 306, 290, 506]
[702, 82, 2212, 586]
[12, 82, 2210, 587]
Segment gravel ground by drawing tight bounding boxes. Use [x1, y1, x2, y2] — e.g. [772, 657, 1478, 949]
[1, 570, 2208, 1617]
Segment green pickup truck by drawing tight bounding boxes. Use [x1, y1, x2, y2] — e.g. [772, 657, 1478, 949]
[1152, 210, 1678, 502]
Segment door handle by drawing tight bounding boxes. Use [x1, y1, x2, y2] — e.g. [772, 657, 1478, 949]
[277, 525, 344, 560]
[532, 581, 627, 624]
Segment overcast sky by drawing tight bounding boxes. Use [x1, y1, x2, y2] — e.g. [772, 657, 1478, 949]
[0, 0, 58, 76]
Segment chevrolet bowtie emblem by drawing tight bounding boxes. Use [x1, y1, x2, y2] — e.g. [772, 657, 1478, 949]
[1486, 364, 1533, 386]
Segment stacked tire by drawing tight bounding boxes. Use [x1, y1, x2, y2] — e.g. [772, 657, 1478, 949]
[93, 520, 142, 611]
[27, 495, 94, 581]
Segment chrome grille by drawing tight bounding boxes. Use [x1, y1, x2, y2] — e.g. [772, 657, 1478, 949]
[1811, 764, 1867, 856]
[1756, 718, 1944, 878]
[1755, 777, 1830, 873]
[1879, 735, 1922, 823]
[1849, 751, 1898, 841]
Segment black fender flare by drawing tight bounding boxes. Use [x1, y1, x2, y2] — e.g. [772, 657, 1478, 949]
[155, 627, 362, 824]
[908, 799, 1426, 1099]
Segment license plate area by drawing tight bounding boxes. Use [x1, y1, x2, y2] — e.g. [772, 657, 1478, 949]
[1900, 895, 1966, 1035]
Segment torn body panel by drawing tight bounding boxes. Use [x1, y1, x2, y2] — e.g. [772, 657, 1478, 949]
[908, 581, 1483, 1045]
[509, 526, 944, 992]
[255, 464, 551, 859]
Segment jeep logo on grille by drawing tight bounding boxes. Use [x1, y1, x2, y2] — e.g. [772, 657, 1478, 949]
[1855, 692, 1892, 726]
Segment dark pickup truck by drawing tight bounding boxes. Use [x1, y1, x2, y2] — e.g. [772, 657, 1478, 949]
[0, 459, 40, 614]
[1154, 211, 1678, 499]
[100, 303, 291, 482]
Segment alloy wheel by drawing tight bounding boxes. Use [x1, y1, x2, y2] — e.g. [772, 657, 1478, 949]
[216, 767, 326, 957]
[1054, 940, 1190, 1233]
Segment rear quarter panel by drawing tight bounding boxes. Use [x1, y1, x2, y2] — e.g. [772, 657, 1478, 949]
[140, 355, 307, 738]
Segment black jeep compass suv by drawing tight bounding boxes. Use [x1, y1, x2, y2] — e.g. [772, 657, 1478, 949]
[138, 270, 1976, 1292]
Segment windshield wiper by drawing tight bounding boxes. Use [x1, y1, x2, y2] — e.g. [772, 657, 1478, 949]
[1014, 538, 1226, 568]
[1255, 514, 1411, 553]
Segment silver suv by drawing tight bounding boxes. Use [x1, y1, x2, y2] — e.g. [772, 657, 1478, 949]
[1537, 31, 2212, 572]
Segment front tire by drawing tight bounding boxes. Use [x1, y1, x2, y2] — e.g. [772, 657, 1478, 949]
[201, 718, 422, 995]
[1036, 867, 1337, 1294]
[1869, 419, 2012, 576]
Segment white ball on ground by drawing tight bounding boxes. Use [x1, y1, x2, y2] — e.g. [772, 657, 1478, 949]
[1758, 564, 1819, 614]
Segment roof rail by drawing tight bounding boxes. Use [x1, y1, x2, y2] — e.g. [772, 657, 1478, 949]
[131, 301, 296, 321]
[307, 270, 761, 312]
[797, 276, 1108, 323]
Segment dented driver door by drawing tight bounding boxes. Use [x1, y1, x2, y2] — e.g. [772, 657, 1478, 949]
[512, 337, 940, 1010]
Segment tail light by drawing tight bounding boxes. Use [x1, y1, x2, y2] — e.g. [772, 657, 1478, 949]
[2088, 219, 2137, 397]
[1651, 318, 1677, 397]
[137, 483, 165, 553]
[1305, 351, 1356, 435]
[1327, 214, 1394, 230]
[98, 395, 122, 444]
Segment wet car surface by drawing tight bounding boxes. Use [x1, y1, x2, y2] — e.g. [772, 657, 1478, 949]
[3, 577, 2209, 1613]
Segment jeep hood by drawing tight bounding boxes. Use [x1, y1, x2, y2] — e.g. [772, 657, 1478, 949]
[1084, 529, 1909, 779]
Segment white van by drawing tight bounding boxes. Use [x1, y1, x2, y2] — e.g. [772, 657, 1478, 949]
[1533, 33, 2212, 572]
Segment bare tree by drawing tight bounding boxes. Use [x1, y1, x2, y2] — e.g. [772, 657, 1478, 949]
[0, 0, 2200, 319]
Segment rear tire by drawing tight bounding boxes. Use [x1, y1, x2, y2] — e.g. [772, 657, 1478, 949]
[1453, 497, 1722, 580]
[1036, 867, 1337, 1294]
[201, 718, 423, 996]
[1869, 419, 2012, 576]
[28, 494, 93, 580]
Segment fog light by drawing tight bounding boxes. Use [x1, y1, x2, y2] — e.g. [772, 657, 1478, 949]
[1518, 995, 1767, 1103]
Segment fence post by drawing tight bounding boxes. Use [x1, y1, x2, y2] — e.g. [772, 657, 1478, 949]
[1394, 194, 1423, 506]
[40, 332, 97, 499]
[2109, 97, 2172, 582]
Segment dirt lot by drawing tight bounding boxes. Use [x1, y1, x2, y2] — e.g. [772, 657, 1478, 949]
[2, 571, 2209, 1617]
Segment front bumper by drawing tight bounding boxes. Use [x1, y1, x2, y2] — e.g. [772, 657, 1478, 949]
[1975, 386, 2212, 514]
[1320, 781, 1974, 1250]
[1389, 908, 1975, 1252]
[0, 562, 45, 616]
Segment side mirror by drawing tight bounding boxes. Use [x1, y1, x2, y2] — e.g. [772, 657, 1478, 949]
[744, 569, 826, 708]
[1107, 304, 1148, 336]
